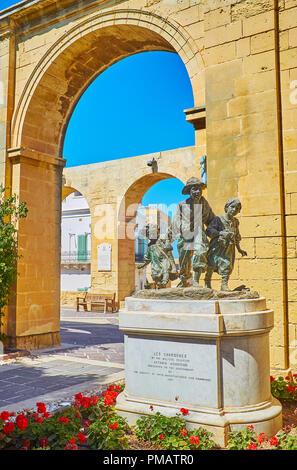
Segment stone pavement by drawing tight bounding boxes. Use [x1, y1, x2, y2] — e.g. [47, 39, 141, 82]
[0, 308, 125, 413]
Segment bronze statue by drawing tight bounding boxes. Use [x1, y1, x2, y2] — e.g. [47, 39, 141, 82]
[137, 224, 178, 288]
[172, 177, 215, 287]
[205, 198, 247, 291]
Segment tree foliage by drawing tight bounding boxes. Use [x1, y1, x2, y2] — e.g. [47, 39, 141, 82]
[0, 187, 28, 339]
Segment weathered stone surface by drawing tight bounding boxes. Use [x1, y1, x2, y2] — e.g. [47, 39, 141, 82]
[117, 296, 282, 447]
[133, 286, 260, 300]
[0, 0, 295, 370]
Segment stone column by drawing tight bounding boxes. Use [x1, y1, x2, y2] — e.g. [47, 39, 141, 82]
[2, 147, 65, 350]
[0, 19, 15, 187]
[90, 201, 119, 300]
[118, 219, 136, 303]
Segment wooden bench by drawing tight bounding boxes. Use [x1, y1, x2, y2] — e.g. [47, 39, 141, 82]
[76, 292, 88, 312]
[76, 292, 118, 313]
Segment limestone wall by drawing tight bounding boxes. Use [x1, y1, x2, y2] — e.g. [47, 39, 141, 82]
[0, 0, 296, 371]
[63, 147, 197, 301]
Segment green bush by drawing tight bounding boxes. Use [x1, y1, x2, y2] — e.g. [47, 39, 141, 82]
[0, 187, 27, 341]
[134, 411, 216, 450]
[270, 375, 297, 402]
[87, 414, 129, 450]
[227, 425, 297, 450]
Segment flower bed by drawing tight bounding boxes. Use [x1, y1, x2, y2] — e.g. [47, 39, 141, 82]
[0, 375, 296, 451]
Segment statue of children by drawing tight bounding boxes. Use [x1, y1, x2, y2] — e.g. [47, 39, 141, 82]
[205, 198, 247, 291]
[137, 224, 178, 288]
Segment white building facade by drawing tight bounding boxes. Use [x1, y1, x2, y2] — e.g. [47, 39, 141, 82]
[61, 191, 91, 292]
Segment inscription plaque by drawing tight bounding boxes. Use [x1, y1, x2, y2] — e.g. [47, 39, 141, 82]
[125, 336, 218, 407]
[97, 243, 112, 271]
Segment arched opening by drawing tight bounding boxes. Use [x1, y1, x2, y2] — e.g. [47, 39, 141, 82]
[14, 20, 201, 155]
[62, 51, 195, 166]
[7, 13, 202, 348]
[118, 173, 185, 302]
[135, 178, 184, 291]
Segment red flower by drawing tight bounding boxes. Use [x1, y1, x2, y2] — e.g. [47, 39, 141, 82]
[270, 436, 279, 446]
[286, 385, 294, 393]
[3, 422, 14, 435]
[16, 414, 28, 431]
[247, 425, 254, 431]
[115, 385, 121, 391]
[104, 395, 115, 406]
[36, 402, 47, 414]
[180, 408, 189, 415]
[179, 428, 188, 437]
[257, 433, 267, 444]
[285, 376, 291, 381]
[150, 405, 154, 411]
[64, 441, 77, 450]
[159, 433, 164, 440]
[0, 411, 10, 421]
[77, 433, 87, 444]
[43, 412, 50, 419]
[23, 439, 30, 449]
[270, 376, 275, 382]
[293, 374, 297, 378]
[74, 393, 83, 403]
[81, 397, 91, 409]
[248, 442, 258, 450]
[59, 416, 69, 424]
[39, 437, 49, 448]
[83, 419, 91, 428]
[189, 435, 200, 446]
[109, 423, 119, 430]
[91, 396, 99, 406]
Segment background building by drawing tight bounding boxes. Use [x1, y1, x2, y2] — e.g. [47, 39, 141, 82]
[61, 196, 175, 294]
[61, 192, 91, 292]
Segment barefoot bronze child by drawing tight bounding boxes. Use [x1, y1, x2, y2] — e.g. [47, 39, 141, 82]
[205, 198, 247, 291]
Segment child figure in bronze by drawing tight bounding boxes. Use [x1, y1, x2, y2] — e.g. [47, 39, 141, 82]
[137, 224, 178, 288]
[205, 198, 247, 291]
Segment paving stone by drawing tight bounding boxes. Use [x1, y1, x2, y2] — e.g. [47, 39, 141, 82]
[0, 309, 125, 412]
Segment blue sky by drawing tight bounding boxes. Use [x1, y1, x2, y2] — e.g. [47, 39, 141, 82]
[63, 50, 194, 209]
[0, 0, 24, 10]
[63, 51, 194, 167]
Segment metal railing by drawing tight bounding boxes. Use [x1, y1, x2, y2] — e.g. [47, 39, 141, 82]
[61, 251, 91, 264]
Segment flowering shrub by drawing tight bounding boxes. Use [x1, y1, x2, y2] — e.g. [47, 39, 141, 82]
[87, 415, 129, 450]
[0, 383, 125, 450]
[227, 425, 297, 450]
[0, 378, 296, 451]
[270, 375, 297, 401]
[134, 411, 216, 450]
[227, 425, 259, 450]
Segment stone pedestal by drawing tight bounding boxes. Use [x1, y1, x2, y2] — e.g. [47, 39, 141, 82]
[115, 295, 282, 447]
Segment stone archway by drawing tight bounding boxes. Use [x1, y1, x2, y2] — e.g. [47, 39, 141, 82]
[2, 0, 297, 371]
[2, 6, 202, 349]
[12, 10, 203, 156]
[118, 172, 182, 302]
[63, 147, 197, 308]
